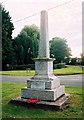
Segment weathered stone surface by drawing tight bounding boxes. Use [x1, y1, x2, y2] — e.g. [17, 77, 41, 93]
[27, 76, 60, 90]
[31, 81, 45, 89]
[21, 86, 65, 101]
[39, 10, 49, 58]
[35, 59, 53, 75]
[10, 93, 70, 110]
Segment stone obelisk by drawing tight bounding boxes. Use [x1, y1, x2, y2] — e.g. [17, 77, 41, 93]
[39, 10, 49, 58]
[21, 10, 65, 101]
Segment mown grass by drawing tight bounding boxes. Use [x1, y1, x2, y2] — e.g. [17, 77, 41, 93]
[54, 66, 83, 75]
[0, 66, 83, 76]
[0, 70, 35, 76]
[1, 82, 83, 118]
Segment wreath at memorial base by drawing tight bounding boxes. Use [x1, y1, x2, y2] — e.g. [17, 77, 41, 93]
[26, 98, 40, 104]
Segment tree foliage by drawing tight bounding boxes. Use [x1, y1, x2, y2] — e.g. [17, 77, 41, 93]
[2, 6, 14, 70]
[13, 25, 40, 65]
[50, 37, 72, 63]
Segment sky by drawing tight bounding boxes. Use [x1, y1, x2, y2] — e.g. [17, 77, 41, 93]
[1, 0, 83, 57]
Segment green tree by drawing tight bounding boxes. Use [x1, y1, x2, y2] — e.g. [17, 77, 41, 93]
[13, 25, 40, 65]
[50, 37, 71, 63]
[2, 6, 14, 70]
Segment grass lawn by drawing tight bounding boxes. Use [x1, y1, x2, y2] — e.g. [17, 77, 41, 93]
[0, 66, 83, 76]
[53, 65, 83, 75]
[1, 82, 83, 118]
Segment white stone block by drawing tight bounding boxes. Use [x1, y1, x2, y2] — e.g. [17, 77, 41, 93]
[21, 86, 65, 101]
[35, 59, 53, 75]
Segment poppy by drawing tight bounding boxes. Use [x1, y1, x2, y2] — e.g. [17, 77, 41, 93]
[26, 98, 40, 103]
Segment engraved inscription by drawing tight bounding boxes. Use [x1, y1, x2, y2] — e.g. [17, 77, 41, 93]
[31, 82, 45, 89]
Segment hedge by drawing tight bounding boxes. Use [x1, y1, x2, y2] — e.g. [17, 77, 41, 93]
[7, 64, 35, 70]
[7, 63, 66, 70]
[53, 63, 66, 69]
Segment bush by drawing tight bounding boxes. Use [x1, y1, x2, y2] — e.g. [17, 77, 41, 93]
[53, 63, 66, 69]
[70, 58, 77, 65]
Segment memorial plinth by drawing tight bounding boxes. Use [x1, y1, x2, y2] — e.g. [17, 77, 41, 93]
[21, 10, 65, 101]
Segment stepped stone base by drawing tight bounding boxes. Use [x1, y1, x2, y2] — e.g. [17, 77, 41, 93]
[21, 85, 65, 101]
[27, 75, 60, 90]
[21, 59, 65, 101]
[10, 93, 70, 110]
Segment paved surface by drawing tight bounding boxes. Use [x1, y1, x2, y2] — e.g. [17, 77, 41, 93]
[58, 74, 83, 86]
[0, 74, 83, 86]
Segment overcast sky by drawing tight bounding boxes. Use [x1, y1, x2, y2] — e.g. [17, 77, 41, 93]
[1, 0, 83, 57]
